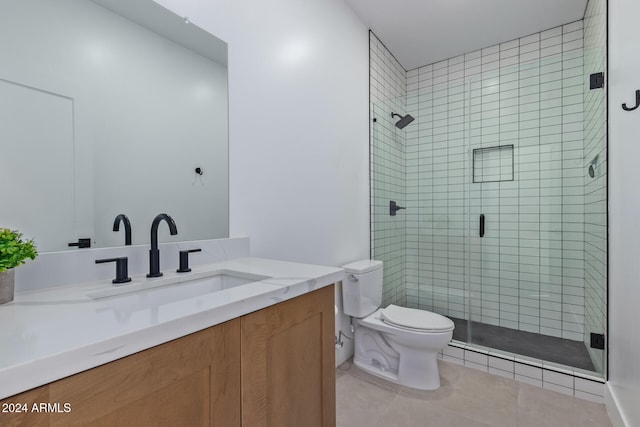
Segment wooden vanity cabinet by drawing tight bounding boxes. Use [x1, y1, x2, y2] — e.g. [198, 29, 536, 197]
[0, 285, 335, 427]
[1, 318, 241, 427]
[241, 284, 336, 427]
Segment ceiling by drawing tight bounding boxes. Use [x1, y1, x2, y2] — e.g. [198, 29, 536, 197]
[344, 0, 588, 70]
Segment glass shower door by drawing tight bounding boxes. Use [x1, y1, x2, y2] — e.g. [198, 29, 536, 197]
[462, 49, 607, 374]
[463, 76, 518, 349]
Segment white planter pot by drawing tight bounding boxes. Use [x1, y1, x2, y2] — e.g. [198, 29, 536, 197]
[0, 268, 15, 304]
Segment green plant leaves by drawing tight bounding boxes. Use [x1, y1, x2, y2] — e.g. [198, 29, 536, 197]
[0, 228, 38, 272]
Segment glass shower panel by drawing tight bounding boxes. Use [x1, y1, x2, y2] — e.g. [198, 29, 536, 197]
[465, 76, 521, 348]
[461, 43, 607, 374]
[371, 102, 407, 307]
[583, 0, 608, 376]
[369, 10, 607, 375]
[422, 75, 469, 332]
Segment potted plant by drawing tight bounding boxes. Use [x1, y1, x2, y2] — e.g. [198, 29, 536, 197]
[0, 228, 37, 304]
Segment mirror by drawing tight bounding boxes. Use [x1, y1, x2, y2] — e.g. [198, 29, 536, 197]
[0, 0, 229, 252]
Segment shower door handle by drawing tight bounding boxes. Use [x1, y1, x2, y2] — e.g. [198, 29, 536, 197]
[479, 214, 485, 238]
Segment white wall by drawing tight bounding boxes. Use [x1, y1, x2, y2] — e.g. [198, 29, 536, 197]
[153, 0, 370, 365]
[154, 0, 369, 266]
[608, 0, 640, 424]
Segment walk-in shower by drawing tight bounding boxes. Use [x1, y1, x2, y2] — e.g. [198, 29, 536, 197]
[369, 0, 607, 378]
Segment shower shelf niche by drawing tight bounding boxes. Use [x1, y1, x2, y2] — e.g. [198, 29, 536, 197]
[472, 144, 514, 183]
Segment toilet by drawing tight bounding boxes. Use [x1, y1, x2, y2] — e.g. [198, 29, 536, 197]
[341, 260, 454, 390]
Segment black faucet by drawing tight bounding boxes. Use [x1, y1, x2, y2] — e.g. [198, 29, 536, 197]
[147, 213, 178, 278]
[113, 214, 132, 246]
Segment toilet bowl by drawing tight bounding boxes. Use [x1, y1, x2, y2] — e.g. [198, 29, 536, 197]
[342, 260, 454, 390]
[353, 305, 454, 390]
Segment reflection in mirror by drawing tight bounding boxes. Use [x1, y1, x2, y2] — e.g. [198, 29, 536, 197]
[0, 0, 229, 252]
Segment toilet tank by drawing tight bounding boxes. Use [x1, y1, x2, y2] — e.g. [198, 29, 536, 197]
[341, 260, 383, 318]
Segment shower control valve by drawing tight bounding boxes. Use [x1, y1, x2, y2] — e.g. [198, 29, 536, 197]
[390, 200, 405, 216]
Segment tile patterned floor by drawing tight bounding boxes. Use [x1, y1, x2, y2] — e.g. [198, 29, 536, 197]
[336, 360, 612, 427]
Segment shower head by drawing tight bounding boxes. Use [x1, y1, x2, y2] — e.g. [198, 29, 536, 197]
[391, 112, 415, 129]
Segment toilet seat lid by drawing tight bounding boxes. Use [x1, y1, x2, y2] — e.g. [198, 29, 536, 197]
[380, 305, 454, 332]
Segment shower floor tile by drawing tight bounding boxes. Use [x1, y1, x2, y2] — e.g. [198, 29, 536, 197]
[336, 360, 612, 427]
[450, 318, 595, 371]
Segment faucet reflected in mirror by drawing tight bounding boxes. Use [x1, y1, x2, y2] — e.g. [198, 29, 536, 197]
[113, 214, 132, 246]
[147, 214, 178, 278]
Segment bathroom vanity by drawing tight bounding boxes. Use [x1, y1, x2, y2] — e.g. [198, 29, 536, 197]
[0, 257, 341, 426]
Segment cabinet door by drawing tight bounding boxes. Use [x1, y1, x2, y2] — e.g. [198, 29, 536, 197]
[50, 319, 240, 427]
[241, 285, 335, 427]
[1, 319, 241, 427]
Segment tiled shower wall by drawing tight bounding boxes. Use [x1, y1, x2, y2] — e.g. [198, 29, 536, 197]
[404, 22, 587, 342]
[583, 0, 607, 374]
[370, 6, 607, 373]
[370, 32, 407, 306]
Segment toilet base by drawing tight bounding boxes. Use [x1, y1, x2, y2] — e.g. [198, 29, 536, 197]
[353, 358, 403, 384]
[353, 353, 441, 391]
[391, 341, 441, 390]
[353, 322, 446, 390]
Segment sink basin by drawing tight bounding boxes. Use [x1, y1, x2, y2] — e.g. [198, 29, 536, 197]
[87, 270, 270, 310]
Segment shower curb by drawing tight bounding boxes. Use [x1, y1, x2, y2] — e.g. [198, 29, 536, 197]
[440, 340, 606, 403]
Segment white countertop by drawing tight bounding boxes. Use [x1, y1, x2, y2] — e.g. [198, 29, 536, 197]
[0, 257, 344, 400]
